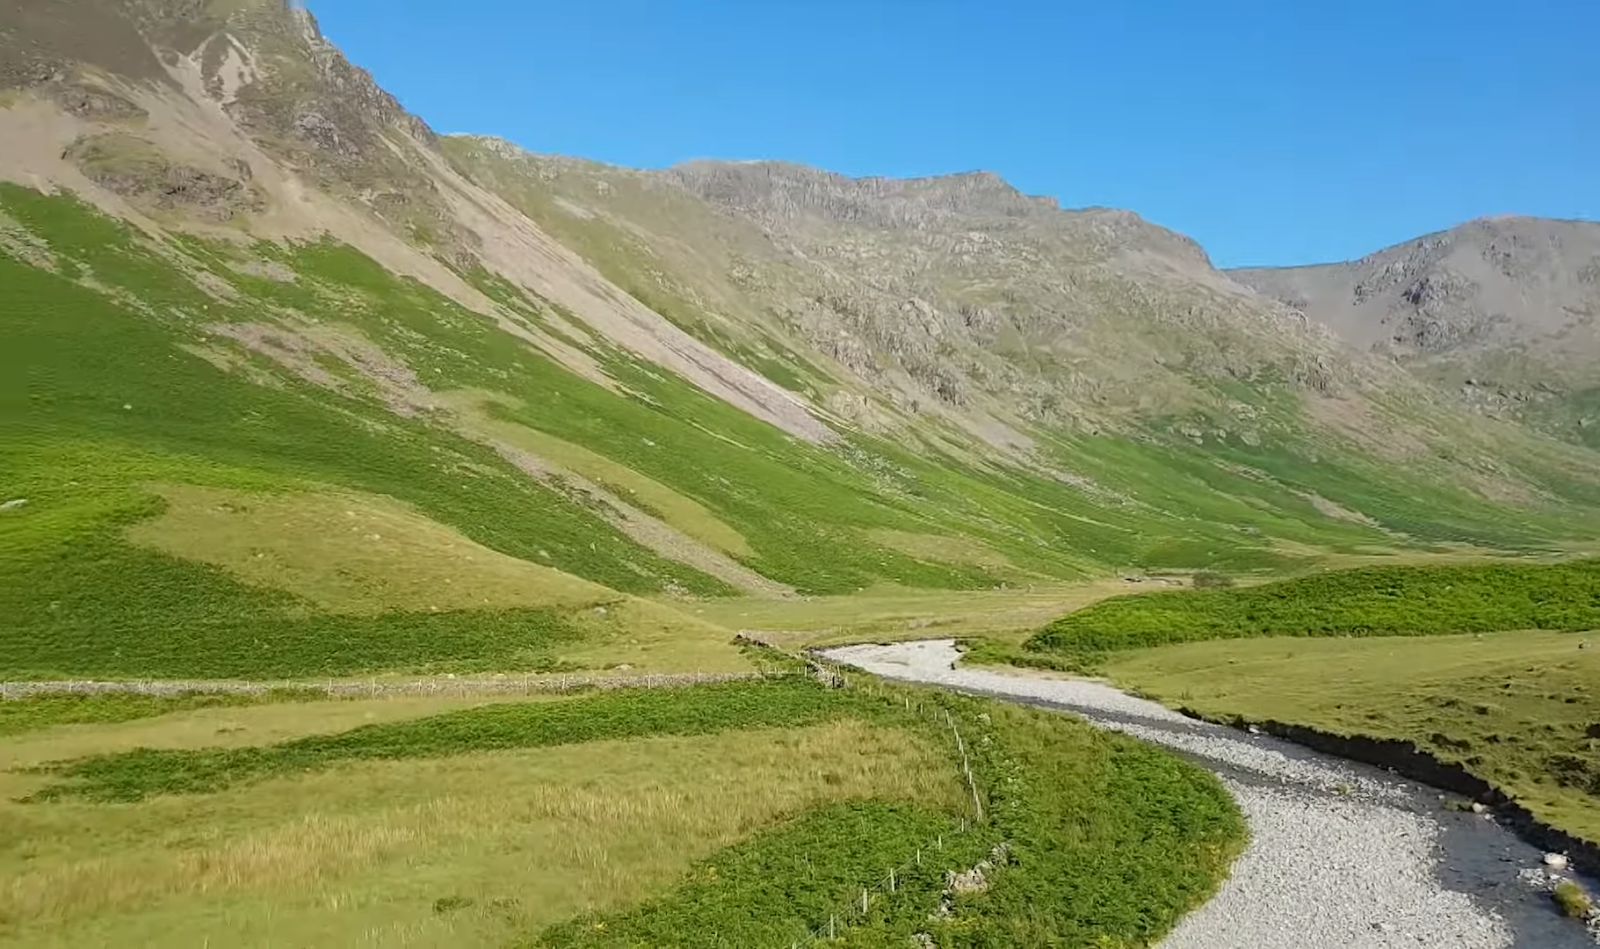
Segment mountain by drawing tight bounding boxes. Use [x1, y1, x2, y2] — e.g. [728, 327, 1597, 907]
[5, 0, 1600, 685]
[1232, 217, 1600, 445]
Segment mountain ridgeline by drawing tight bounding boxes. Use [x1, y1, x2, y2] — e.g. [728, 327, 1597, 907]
[4, 0, 1600, 683]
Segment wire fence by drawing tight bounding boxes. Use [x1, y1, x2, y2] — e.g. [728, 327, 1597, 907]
[785, 661, 1000, 946]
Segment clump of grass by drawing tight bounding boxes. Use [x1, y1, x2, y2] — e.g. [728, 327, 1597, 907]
[433, 895, 475, 915]
[1554, 879, 1594, 919]
[1191, 570, 1234, 589]
[28, 678, 860, 801]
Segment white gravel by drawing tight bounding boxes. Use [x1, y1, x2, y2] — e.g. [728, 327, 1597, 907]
[822, 639, 1513, 949]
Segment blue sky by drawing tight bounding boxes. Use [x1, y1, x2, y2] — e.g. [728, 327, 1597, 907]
[310, 0, 1598, 268]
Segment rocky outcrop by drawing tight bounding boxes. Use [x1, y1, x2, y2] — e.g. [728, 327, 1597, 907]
[64, 132, 263, 221]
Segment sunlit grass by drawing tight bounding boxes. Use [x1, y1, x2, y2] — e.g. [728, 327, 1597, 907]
[1, 719, 954, 948]
[1029, 557, 1600, 658]
[1104, 630, 1600, 844]
[126, 483, 613, 614]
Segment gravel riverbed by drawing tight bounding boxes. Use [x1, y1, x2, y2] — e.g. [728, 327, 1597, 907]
[822, 639, 1593, 949]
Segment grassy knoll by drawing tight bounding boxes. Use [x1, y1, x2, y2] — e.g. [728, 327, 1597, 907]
[1102, 631, 1600, 844]
[1027, 558, 1600, 660]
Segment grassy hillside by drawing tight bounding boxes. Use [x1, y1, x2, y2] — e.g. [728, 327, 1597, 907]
[13, 182, 1600, 682]
[1, 676, 1243, 948]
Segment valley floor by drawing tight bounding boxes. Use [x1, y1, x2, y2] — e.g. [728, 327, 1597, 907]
[825, 639, 1595, 949]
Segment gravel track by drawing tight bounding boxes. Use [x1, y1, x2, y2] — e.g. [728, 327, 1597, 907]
[822, 639, 1592, 949]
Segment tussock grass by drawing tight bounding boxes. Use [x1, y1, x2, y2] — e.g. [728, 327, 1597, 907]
[1554, 879, 1595, 918]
